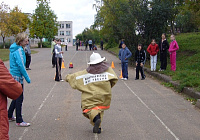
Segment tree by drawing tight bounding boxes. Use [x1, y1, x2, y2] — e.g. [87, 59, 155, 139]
[0, 2, 10, 49]
[30, 0, 58, 48]
[9, 6, 30, 36]
[0, 3, 29, 49]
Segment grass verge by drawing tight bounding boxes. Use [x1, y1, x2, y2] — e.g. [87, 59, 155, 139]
[0, 49, 38, 62]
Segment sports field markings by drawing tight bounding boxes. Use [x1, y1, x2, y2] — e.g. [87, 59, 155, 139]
[124, 82, 179, 140]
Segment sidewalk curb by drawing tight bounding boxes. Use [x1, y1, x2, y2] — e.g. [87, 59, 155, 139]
[144, 67, 200, 101]
[107, 49, 200, 108]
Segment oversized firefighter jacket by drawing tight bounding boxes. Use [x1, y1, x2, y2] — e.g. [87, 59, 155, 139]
[66, 67, 118, 112]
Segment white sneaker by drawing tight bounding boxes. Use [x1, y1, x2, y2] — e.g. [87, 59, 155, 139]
[16, 122, 30, 127]
[120, 78, 124, 80]
[124, 78, 128, 81]
[60, 80, 64, 82]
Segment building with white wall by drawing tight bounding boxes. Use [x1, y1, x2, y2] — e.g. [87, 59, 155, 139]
[55, 21, 73, 46]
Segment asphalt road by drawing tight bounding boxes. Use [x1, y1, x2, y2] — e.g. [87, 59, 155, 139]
[4, 46, 200, 140]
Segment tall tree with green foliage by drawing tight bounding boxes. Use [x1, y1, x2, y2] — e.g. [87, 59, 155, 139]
[30, 0, 58, 48]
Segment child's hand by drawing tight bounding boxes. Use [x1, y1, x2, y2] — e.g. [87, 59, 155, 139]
[60, 51, 64, 54]
[140, 63, 143, 67]
[136, 63, 138, 66]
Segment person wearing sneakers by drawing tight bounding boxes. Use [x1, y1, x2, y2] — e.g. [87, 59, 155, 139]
[55, 39, 64, 82]
[135, 44, 146, 80]
[118, 43, 132, 80]
[65, 52, 118, 134]
[0, 59, 22, 140]
[8, 32, 31, 127]
[147, 39, 159, 71]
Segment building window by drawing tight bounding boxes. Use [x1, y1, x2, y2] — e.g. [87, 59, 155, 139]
[66, 31, 70, 36]
[60, 24, 64, 28]
[66, 24, 71, 28]
[60, 38, 64, 42]
[68, 38, 71, 42]
[60, 31, 64, 35]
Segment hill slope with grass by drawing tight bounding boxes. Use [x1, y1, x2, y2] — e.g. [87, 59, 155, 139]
[106, 32, 200, 92]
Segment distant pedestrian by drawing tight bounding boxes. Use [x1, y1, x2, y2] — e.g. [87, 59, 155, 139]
[158, 33, 169, 71]
[76, 39, 79, 51]
[65, 38, 68, 51]
[147, 39, 159, 71]
[51, 38, 56, 68]
[85, 39, 88, 51]
[0, 59, 22, 140]
[25, 39, 31, 70]
[169, 34, 179, 71]
[65, 52, 118, 134]
[135, 44, 146, 80]
[88, 39, 93, 51]
[100, 39, 104, 50]
[8, 32, 31, 127]
[55, 39, 64, 82]
[118, 43, 132, 80]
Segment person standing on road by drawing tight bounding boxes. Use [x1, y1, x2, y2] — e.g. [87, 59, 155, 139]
[65, 38, 68, 51]
[8, 32, 31, 127]
[169, 34, 179, 71]
[135, 44, 146, 80]
[100, 39, 104, 50]
[147, 39, 159, 71]
[88, 39, 93, 51]
[25, 39, 31, 70]
[158, 33, 169, 71]
[51, 38, 57, 68]
[85, 39, 88, 51]
[65, 52, 118, 134]
[76, 39, 79, 51]
[55, 39, 64, 82]
[0, 59, 22, 140]
[118, 43, 132, 80]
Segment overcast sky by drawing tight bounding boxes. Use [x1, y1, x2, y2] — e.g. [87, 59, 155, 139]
[2, 0, 97, 38]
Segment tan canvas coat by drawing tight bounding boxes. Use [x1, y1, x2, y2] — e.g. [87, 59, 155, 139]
[66, 67, 118, 112]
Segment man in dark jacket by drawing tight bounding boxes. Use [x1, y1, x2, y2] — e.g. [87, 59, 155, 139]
[135, 44, 146, 80]
[118, 43, 132, 80]
[0, 59, 22, 140]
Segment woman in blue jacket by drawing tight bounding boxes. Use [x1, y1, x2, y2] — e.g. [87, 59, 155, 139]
[8, 32, 31, 127]
[118, 43, 132, 80]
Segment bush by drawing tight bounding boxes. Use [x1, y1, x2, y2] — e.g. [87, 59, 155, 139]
[38, 42, 51, 48]
[104, 38, 117, 50]
[0, 42, 12, 49]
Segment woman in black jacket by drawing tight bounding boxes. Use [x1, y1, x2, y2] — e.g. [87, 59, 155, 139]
[158, 33, 169, 71]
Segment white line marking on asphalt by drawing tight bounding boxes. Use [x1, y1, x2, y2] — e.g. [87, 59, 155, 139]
[123, 82, 179, 140]
[19, 51, 78, 140]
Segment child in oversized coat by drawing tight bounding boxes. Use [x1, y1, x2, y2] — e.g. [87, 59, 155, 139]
[65, 52, 118, 134]
[169, 35, 179, 71]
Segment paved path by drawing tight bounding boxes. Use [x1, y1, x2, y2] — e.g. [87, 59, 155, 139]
[5, 46, 200, 140]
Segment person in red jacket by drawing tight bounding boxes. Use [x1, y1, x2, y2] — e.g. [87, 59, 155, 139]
[147, 39, 159, 71]
[0, 59, 22, 140]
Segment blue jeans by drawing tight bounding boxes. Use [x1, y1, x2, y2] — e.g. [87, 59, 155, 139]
[121, 62, 128, 79]
[8, 84, 24, 123]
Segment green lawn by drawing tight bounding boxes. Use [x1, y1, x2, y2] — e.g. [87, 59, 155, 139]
[107, 32, 200, 92]
[0, 49, 38, 62]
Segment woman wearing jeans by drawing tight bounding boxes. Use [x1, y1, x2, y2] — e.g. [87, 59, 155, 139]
[8, 32, 31, 127]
